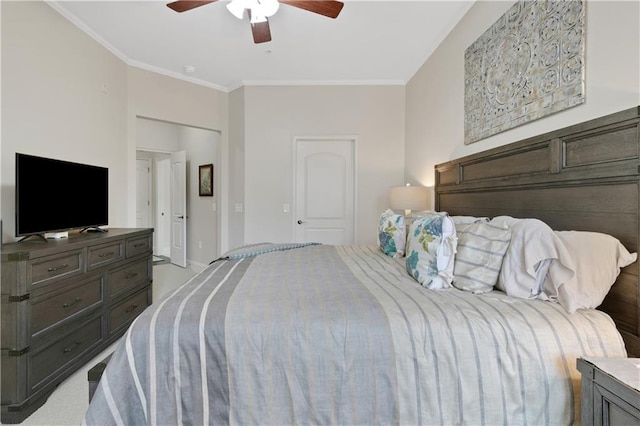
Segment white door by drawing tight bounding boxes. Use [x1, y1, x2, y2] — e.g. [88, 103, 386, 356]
[136, 159, 151, 228]
[156, 157, 171, 257]
[295, 139, 355, 245]
[170, 150, 187, 267]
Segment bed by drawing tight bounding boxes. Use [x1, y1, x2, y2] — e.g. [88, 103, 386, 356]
[84, 106, 639, 425]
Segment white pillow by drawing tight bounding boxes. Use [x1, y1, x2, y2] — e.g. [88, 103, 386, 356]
[491, 216, 574, 300]
[378, 209, 406, 258]
[406, 213, 457, 289]
[453, 222, 511, 294]
[552, 231, 637, 313]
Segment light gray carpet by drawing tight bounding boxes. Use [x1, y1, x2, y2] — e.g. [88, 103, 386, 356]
[152, 255, 170, 265]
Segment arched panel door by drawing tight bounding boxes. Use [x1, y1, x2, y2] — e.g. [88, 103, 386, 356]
[295, 139, 355, 245]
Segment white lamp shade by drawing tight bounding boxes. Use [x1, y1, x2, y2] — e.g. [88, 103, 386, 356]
[389, 186, 429, 212]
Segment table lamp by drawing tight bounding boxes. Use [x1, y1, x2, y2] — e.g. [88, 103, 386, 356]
[389, 184, 430, 216]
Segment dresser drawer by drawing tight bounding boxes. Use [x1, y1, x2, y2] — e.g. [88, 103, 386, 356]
[88, 241, 124, 269]
[29, 316, 103, 389]
[31, 276, 103, 336]
[126, 234, 151, 258]
[109, 258, 151, 297]
[109, 287, 150, 334]
[30, 250, 83, 287]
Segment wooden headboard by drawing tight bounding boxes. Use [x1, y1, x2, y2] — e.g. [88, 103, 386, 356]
[435, 106, 640, 357]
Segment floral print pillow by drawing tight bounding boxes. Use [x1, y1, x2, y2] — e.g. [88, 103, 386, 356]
[406, 213, 457, 289]
[378, 209, 406, 258]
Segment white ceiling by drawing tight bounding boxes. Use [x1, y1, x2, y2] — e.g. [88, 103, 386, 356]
[49, 0, 475, 92]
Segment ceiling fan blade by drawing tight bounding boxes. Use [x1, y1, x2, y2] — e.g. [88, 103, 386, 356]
[280, 1, 344, 19]
[249, 15, 272, 44]
[167, 1, 217, 13]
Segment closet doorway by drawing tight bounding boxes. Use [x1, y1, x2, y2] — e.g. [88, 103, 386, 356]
[136, 150, 177, 262]
[136, 117, 220, 270]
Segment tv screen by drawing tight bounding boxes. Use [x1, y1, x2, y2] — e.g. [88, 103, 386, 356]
[16, 153, 108, 237]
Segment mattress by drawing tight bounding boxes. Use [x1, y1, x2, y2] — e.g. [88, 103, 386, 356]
[83, 244, 626, 425]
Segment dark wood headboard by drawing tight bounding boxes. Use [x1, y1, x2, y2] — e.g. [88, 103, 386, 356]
[435, 106, 640, 357]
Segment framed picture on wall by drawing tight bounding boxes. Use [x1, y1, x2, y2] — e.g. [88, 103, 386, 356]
[199, 164, 213, 196]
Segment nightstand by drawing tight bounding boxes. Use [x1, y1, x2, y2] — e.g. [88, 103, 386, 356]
[577, 357, 640, 426]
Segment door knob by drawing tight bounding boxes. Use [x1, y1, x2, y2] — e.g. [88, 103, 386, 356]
[178, 215, 184, 219]
[297, 220, 305, 225]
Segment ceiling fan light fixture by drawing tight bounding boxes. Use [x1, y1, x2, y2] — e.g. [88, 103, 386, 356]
[259, 0, 280, 17]
[250, 12, 267, 24]
[227, 0, 279, 21]
[226, 0, 247, 19]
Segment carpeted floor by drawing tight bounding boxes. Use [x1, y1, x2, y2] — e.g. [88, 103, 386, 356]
[152, 254, 170, 265]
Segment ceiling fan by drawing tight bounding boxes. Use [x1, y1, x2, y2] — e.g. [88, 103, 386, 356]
[167, 0, 344, 44]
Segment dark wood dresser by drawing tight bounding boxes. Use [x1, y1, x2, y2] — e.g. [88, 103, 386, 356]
[1, 228, 153, 423]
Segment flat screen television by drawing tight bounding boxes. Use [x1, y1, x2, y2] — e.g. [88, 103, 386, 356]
[15, 153, 108, 238]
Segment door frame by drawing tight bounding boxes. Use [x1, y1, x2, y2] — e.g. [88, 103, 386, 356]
[292, 135, 359, 244]
[170, 150, 187, 267]
[155, 156, 171, 257]
[136, 149, 172, 256]
[135, 157, 152, 228]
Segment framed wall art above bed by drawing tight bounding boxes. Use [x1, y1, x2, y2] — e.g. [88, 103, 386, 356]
[464, 0, 586, 144]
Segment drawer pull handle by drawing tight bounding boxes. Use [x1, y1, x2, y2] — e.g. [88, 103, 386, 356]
[133, 243, 146, 248]
[125, 272, 139, 280]
[47, 264, 69, 272]
[125, 304, 139, 313]
[62, 297, 82, 308]
[63, 341, 81, 353]
[99, 251, 115, 258]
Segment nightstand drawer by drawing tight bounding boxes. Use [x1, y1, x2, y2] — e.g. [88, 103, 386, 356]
[31, 276, 103, 335]
[109, 258, 151, 297]
[126, 235, 151, 258]
[30, 250, 83, 287]
[595, 383, 640, 425]
[578, 357, 640, 426]
[88, 241, 124, 269]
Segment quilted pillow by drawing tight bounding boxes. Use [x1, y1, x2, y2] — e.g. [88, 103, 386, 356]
[406, 213, 457, 289]
[453, 222, 511, 294]
[378, 209, 406, 258]
[553, 231, 637, 313]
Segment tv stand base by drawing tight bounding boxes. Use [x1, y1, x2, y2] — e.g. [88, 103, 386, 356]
[17, 234, 46, 243]
[81, 227, 108, 233]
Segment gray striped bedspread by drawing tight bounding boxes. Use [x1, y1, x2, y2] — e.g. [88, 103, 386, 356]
[83, 245, 626, 425]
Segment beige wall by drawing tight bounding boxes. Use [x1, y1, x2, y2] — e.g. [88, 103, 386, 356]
[243, 85, 406, 245]
[405, 0, 640, 188]
[228, 87, 246, 250]
[179, 126, 220, 268]
[1, 0, 128, 242]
